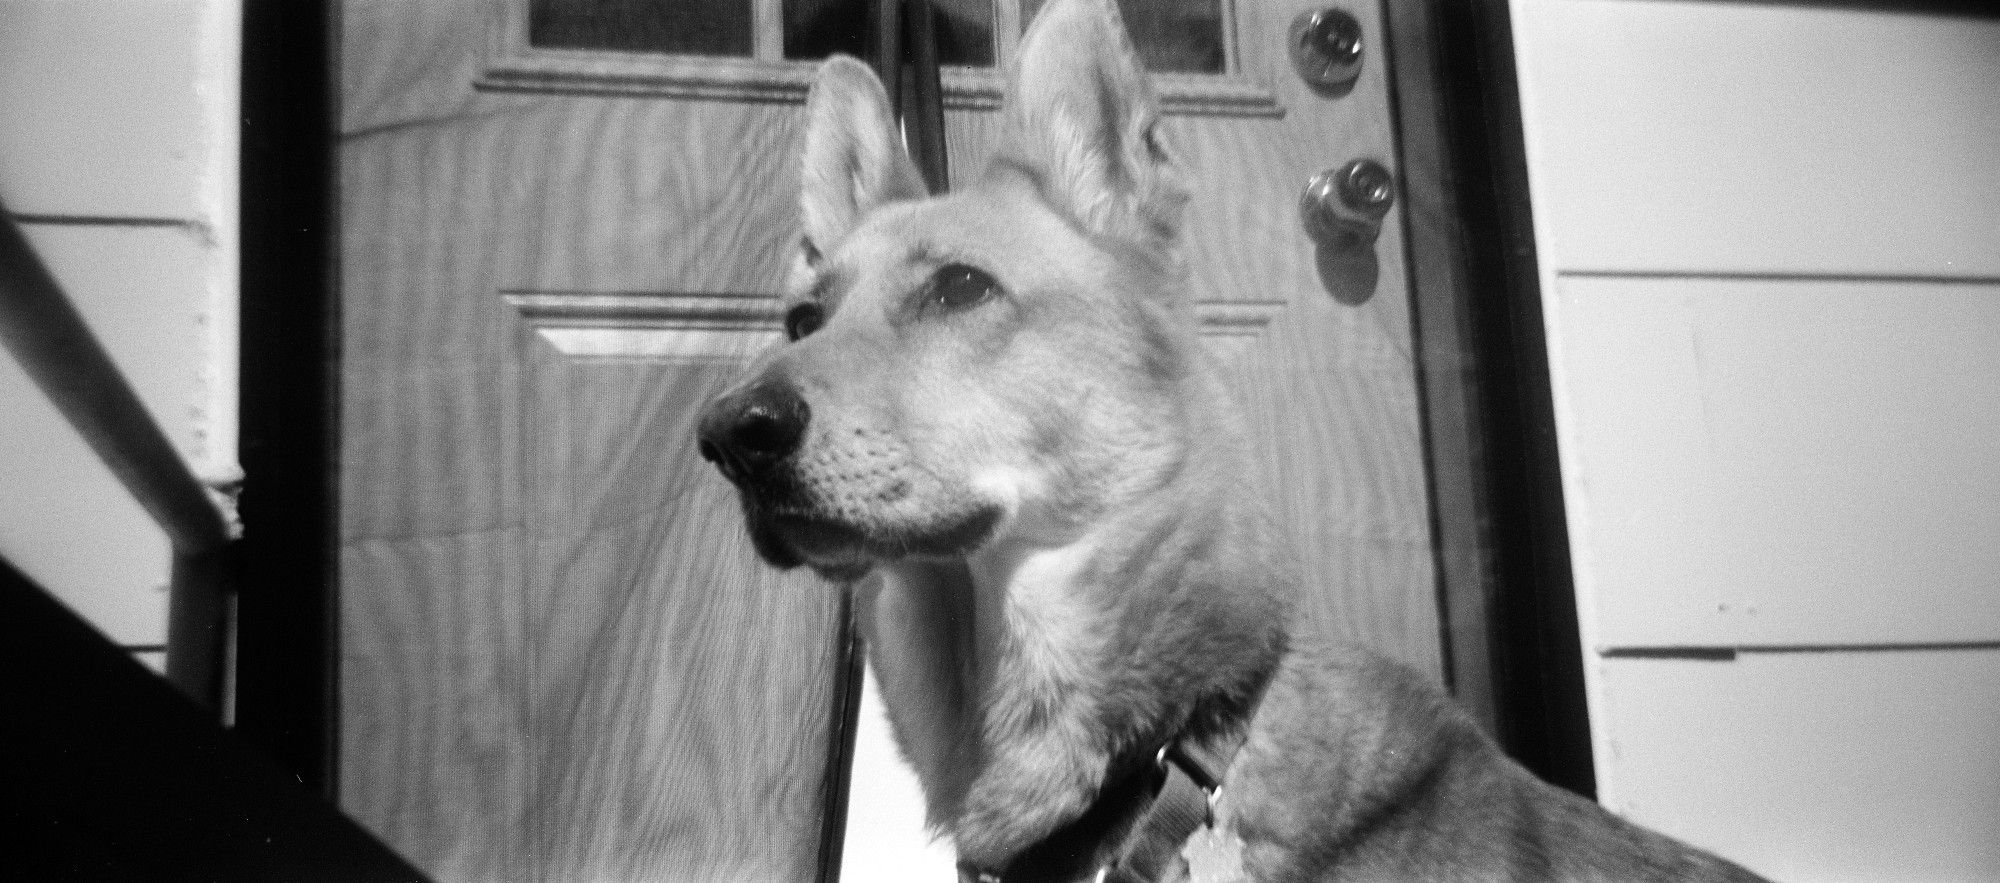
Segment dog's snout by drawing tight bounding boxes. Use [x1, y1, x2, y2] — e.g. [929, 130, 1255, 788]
[697, 380, 810, 483]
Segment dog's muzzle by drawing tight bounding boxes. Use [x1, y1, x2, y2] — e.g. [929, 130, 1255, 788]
[697, 379, 810, 486]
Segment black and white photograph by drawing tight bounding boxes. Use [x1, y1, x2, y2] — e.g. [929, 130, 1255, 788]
[2, 1, 1996, 880]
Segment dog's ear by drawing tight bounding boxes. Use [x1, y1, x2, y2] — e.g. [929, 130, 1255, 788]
[799, 56, 929, 264]
[997, 0, 1186, 244]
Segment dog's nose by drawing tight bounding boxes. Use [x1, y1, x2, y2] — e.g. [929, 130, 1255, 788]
[697, 380, 810, 483]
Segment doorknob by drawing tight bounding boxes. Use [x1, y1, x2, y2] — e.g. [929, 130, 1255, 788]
[1290, 7, 1365, 97]
[1300, 160, 1394, 304]
[1301, 159, 1395, 251]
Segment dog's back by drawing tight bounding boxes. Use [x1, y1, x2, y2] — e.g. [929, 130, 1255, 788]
[1221, 641, 1767, 881]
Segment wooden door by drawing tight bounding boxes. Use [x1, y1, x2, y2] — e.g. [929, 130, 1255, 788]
[338, 1, 1438, 880]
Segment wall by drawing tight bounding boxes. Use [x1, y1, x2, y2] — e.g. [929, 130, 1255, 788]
[1510, 1, 2000, 879]
[0, 0, 241, 669]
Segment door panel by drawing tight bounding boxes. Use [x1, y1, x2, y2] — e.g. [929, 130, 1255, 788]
[516, 326, 836, 879]
[342, 0, 1440, 879]
[1168, 102, 1438, 668]
[341, 10, 839, 877]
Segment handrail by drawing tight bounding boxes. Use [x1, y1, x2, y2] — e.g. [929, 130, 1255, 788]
[0, 207, 229, 553]
[0, 200, 231, 708]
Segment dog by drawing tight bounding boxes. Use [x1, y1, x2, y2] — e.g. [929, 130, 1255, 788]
[696, 0, 1770, 879]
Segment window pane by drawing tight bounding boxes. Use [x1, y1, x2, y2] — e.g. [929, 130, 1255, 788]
[782, 0, 865, 61]
[530, 0, 753, 57]
[784, 0, 995, 67]
[1023, 0, 1223, 74]
[930, 0, 995, 66]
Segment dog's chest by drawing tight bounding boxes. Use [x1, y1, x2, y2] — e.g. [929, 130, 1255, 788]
[971, 540, 1108, 702]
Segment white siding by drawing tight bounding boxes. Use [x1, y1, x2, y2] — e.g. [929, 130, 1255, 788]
[1600, 651, 2000, 883]
[1555, 275, 2000, 648]
[0, 228, 209, 642]
[0, 0, 240, 647]
[1513, 0, 2000, 278]
[1512, 0, 2000, 877]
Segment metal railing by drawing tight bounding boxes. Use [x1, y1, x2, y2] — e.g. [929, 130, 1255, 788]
[0, 199, 232, 710]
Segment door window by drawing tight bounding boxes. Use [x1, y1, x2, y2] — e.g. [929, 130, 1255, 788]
[486, 1, 1267, 112]
[529, 0, 755, 55]
[1022, 0, 1226, 73]
[784, 0, 997, 67]
[521, 0, 1004, 67]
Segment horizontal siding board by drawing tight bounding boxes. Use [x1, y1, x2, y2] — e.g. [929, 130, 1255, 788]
[1513, 0, 2000, 278]
[1556, 275, 2000, 647]
[0, 0, 208, 218]
[19, 226, 215, 458]
[0, 359, 173, 645]
[0, 226, 214, 645]
[1597, 650, 2000, 882]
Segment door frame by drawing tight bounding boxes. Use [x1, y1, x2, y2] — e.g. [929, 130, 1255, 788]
[238, 0, 1595, 854]
[237, 0, 340, 797]
[1382, 0, 1593, 796]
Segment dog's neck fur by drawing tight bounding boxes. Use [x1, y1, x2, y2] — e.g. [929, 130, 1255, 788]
[856, 362, 1292, 868]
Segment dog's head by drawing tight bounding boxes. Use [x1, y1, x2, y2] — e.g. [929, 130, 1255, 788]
[698, 0, 1192, 579]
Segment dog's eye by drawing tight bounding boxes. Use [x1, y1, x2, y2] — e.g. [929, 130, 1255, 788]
[928, 264, 999, 312]
[785, 302, 825, 341]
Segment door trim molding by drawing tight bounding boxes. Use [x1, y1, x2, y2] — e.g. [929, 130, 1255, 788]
[238, 0, 342, 797]
[1382, 0, 1595, 797]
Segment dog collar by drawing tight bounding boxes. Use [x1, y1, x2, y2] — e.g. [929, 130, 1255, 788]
[958, 730, 1244, 883]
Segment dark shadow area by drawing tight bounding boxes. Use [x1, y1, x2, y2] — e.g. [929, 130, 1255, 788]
[238, 0, 340, 797]
[0, 557, 429, 881]
[1315, 238, 1380, 306]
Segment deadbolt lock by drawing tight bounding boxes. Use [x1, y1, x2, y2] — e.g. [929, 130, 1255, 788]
[1290, 8, 1364, 97]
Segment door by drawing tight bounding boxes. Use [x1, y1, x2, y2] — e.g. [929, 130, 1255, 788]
[338, 1, 1440, 880]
